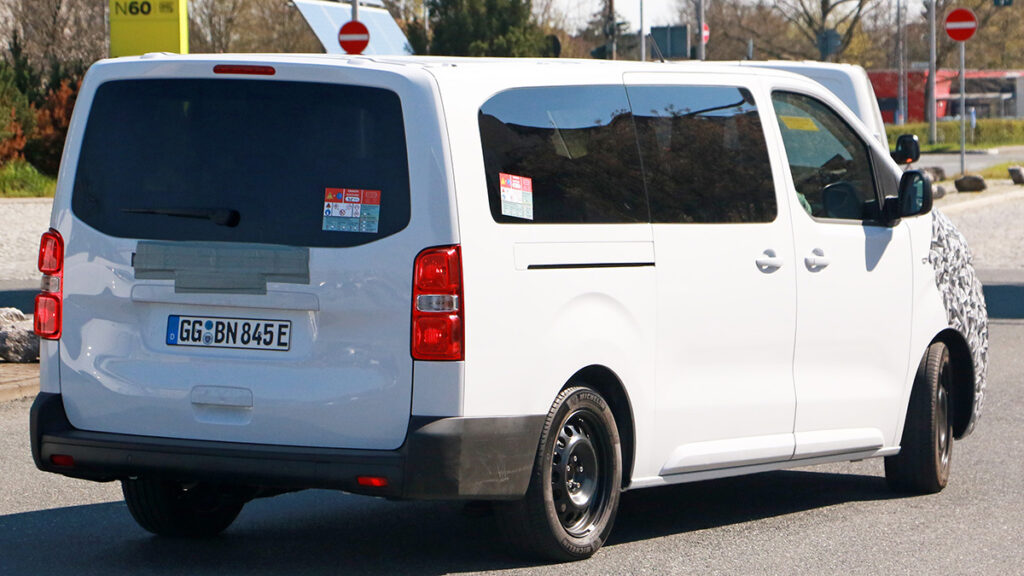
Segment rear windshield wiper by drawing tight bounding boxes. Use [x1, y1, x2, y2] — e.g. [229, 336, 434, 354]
[122, 207, 241, 227]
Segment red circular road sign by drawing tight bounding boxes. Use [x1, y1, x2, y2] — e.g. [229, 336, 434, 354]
[339, 20, 370, 54]
[702, 22, 710, 44]
[945, 8, 977, 42]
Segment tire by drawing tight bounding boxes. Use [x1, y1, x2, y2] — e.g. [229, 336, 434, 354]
[496, 385, 622, 561]
[122, 477, 244, 537]
[885, 341, 954, 494]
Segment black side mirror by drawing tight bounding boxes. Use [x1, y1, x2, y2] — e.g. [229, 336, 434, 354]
[884, 170, 932, 224]
[891, 133, 920, 165]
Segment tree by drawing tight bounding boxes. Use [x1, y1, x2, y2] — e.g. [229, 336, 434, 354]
[427, 0, 554, 57]
[189, 0, 246, 53]
[232, 0, 322, 53]
[771, 0, 878, 61]
[6, 0, 105, 72]
[676, 0, 877, 62]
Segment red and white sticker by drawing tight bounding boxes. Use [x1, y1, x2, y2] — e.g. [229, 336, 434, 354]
[499, 172, 533, 220]
[323, 188, 381, 233]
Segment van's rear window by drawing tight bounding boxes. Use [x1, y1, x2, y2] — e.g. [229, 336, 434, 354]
[72, 79, 410, 247]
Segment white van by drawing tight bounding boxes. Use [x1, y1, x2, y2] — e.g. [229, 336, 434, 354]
[31, 55, 988, 561]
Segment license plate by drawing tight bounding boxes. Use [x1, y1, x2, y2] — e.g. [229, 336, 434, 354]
[166, 315, 291, 351]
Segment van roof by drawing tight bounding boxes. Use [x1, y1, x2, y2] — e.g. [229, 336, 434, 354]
[106, 53, 813, 82]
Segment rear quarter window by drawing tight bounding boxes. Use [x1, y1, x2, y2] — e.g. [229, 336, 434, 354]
[478, 85, 647, 224]
[72, 79, 411, 248]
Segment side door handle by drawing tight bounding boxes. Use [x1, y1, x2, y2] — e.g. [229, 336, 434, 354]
[755, 249, 784, 272]
[804, 248, 830, 270]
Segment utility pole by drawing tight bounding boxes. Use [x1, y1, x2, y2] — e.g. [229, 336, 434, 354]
[640, 0, 645, 61]
[896, 0, 906, 125]
[696, 0, 705, 60]
[608, 0, 617, 60]
[928, 0, 937, 144]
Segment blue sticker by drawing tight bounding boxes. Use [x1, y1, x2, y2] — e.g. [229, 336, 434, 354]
[205, 320, 213, 330]
[166, 315, 180, 345]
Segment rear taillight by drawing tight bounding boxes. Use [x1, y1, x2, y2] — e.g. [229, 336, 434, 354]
[412, 245, 463, 361]
[34, 228, 63, 340]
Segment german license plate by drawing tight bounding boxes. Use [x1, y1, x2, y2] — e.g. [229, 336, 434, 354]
[166, 315, 291, 351]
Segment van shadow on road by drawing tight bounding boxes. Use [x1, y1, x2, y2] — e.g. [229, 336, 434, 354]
[982, 284, 1024, 319]
[0, 469, 896, 575]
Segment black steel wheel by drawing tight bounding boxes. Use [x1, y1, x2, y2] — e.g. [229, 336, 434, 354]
[122, 477, 244, 538]
[497, 385, 622, 561]
[885, 341, 954, 494]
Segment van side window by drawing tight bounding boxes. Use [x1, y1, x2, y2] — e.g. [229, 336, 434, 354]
[628, 85, 776, 224]
[479, 86, 647, 224]
[771, 91, 880, 221]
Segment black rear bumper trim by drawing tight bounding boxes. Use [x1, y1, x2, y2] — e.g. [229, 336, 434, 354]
[30, 392, 543, 500]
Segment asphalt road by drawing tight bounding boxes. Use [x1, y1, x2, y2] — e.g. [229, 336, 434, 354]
[918, 145, 1024, 179]
[1, 326, 1023, 575]
[3, 171, 1024, 574]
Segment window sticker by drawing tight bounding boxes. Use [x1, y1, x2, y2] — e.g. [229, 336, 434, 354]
[323, 188, 381, 233]
[499, 173, 534, 220]
[780, 115, 819, 132]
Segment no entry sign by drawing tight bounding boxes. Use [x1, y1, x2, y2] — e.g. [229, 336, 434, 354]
[945, 8, 978, 42]
[339, 20, 370, 54]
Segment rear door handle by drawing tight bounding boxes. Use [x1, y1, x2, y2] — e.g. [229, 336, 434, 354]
[755, 249, 783, 272]
[805, 248, 830, 270]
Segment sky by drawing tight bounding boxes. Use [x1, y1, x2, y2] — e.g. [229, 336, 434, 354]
[555, 0, 683, 34]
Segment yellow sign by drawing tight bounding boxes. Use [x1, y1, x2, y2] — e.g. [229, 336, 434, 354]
[109, 0, 188, 57]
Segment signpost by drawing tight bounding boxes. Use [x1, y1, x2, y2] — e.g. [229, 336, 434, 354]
[945, 8, 977, 176]
[109, 0, 188, 57]
[338, 20, 370, 55]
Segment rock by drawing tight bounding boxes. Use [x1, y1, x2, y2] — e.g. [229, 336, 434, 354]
[933, 185, 947, 200]
[955, 175, 987, 193]
[1009, 166, 1024, 185]
[0, 319, 39, 363]
[0, 307, 27, 326]
[923, 166, 946, 182]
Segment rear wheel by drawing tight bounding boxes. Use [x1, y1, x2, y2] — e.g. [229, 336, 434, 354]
[497, 385, 622, 561]
[885, 341, 954, 494]
[122, 477, 244, 537]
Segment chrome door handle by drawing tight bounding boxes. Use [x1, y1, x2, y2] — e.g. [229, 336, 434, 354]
[755, 249, 783, 272]
[805, 248, 830, 270]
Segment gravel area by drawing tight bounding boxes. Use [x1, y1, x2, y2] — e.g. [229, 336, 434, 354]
[0, 198, 53, 282]
[935, 181, 1024, 272]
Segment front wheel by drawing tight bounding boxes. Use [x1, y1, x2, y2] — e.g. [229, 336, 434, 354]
[885, 341, 954, 494]
[497, 385, 622, 561]
[122, 477, 245, 538]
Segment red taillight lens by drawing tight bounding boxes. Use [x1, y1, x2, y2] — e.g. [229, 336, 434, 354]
[412, 245, 463, 361]
[50, 454, 75, 467]
[356, 476, 389, 488]
[35, 228, 63, 340]
[35, 293, 62, 339]
[38, 230, 63, 275]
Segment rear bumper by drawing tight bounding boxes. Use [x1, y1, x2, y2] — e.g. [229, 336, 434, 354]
[31, 392, 544, 500]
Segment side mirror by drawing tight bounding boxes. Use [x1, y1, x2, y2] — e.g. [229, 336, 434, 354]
[891, 133, 920, 165]
[884, 170, 932, 224]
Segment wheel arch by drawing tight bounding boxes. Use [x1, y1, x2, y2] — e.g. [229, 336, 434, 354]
[566, 365, 636, 490]
[933, 328, 975, 439]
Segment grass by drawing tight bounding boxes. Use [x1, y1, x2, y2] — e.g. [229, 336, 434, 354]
[888, 118, 1024, 153]
[975, 162, 1021, 181]
[0, 160, 56, 197]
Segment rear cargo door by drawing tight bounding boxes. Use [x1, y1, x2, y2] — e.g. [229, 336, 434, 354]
[56, 62, 447, 449]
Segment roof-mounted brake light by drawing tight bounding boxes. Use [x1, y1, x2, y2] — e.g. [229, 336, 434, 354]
[213, 65, 276, 76]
